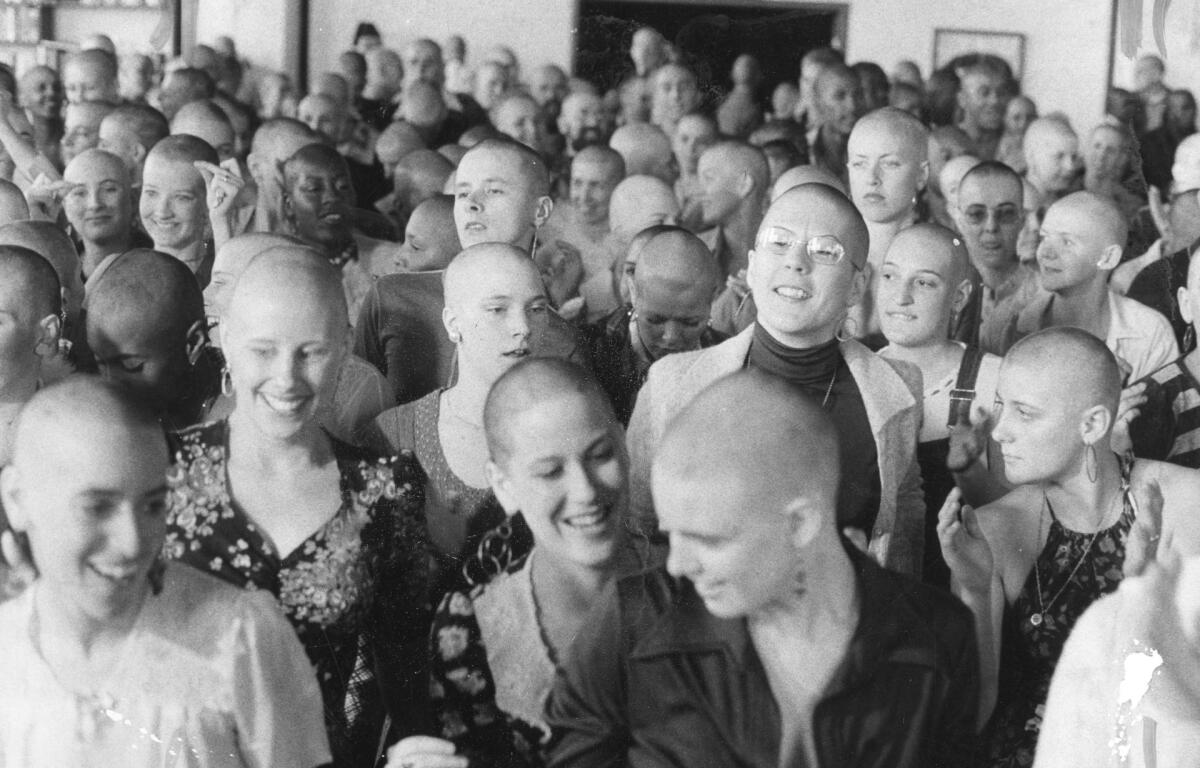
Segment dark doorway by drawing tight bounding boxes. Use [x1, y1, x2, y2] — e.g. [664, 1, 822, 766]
[576, 1, 843, 109]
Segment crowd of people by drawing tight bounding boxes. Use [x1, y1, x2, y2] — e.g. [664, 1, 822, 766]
[0, 16, 1198, 768]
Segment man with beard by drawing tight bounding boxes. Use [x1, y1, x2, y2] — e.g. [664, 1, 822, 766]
[956, 59, 1010, 161]
[281, 143, 402, 320]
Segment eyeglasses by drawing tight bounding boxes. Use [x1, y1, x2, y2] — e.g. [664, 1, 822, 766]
[959, 204, 1023, 227]
[757, 227, 848, 266]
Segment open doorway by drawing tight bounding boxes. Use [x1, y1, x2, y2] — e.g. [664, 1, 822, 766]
[575, 0, 846, 109]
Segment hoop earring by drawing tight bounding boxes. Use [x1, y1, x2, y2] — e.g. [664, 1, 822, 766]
[835, 315, 858, 342]
[1185, 325, 1196, 352]
[220, 365, 234, 397]
[1085, 442, 1098, 483]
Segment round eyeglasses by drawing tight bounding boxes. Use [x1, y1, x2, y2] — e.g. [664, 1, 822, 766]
[757, 226, 848, 266]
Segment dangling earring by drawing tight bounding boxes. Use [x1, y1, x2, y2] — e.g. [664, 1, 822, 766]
[220, 365, 234, 397]
[835, 315, 858, 342]
[148, 554, 166, 595]
[1185, 325, 1196, 352]
[1085, 442, 1098, 483]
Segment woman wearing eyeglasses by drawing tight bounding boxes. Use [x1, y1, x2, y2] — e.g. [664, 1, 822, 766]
[627, 182, 927, 577]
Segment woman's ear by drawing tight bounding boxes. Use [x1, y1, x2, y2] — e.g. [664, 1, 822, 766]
[784, 496, 823, 551]
[534, 195, 553, 229]
[485, 460, 518, 515]
[953, 277, 973, 314]
[442, 305, 461, 343]
[1, 466, 25, 532]
[1081, 403, 1114, 447]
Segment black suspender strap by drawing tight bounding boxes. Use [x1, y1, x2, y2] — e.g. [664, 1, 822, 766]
[948, 346, 985, 427]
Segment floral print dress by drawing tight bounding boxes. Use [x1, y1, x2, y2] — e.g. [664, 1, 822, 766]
[985, 463, 1135, 767]
[163, 420, 431, 768]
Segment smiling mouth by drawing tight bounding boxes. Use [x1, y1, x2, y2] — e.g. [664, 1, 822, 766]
[561, 505, 612, 531]
[89, 562, 141, 585]
[502, 347, 531, 358]
[886, 311, 917, 321]
[261, 392, 309, 415]
[464, 221, 486, 231]
[774, 285, 810, 301]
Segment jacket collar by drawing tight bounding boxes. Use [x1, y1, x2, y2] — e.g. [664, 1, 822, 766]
[631, 545, 940, 682]
[675, 325, 916, 434]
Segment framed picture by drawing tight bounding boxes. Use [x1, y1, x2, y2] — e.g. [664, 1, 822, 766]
[933, 28, 1026, 79]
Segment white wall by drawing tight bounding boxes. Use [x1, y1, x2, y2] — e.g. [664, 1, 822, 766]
[826, 0, 1114, 137]
[194, 0, 297, 78]
[306, 0, 577, 85]
[55, 5, 164, 53]
[1110, 0, 1200, 102]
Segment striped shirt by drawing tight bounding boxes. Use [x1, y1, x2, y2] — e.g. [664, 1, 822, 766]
[1129, 358, 1200, 468]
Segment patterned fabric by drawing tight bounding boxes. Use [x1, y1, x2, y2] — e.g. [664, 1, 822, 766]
[984, 464, 1135, 767]
[163, 419, 430, 768]
[1129, 358, 1200, 468]
[429, 560, 546, 768]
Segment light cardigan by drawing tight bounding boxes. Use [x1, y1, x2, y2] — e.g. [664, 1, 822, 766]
[626, 326, 927, 577]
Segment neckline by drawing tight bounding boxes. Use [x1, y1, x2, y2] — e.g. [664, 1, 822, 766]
[1045, 457, 1135, 537]
[427, 390, 490, 493]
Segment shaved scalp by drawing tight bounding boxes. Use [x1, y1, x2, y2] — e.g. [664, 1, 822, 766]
[407, 195, 460, 254]
[960, 159, 1024, 192]
[608, 175, 678, 234]
[147, 132, 219, 166]
[250, 117, 317, 159]
[65, 148, 129, 185]
[610, 123, 672, 176]
[0, 178, 28, 222]
[771, 164, 849, 201]
[1048, 190, 1128, 250]
[763, 182, 871, 269]
[85, 248, 205, 342]
[635, 226, 720, 294]
[1005, 326, 1123, 415]
[171, 100, 233, 135]
[0, 221, 82, 312]
[461, 138, 550, 197]
[11, 375, 165, 471]
[212, 232, 305, 283]
[227, 244, 348, 331]
[376, 120, 426, 159]
[283, 142, 352, 185]
[484, 357, 617, 466]
[67, 49, 118, 83]
[396, 148, 455, 191]
[707, 141, 771, 200]
[572, 145, 626, 182]
[654, 369, 842, 515]
[0, 245, 60, 320]
[103, 104, 170, 151]
[852, 106, 931, 159]
[887, 223, 970, 285]
[443, 242, 542, 313]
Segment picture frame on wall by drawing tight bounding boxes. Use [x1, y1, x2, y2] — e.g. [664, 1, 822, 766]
[932, 28, 1026, 79]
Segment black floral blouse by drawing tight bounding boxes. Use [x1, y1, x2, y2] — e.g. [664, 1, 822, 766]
[162, 419, 431, 768]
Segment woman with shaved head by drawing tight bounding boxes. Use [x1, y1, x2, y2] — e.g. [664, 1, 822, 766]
[366, 243, 556, 595]
[939, 326, 1200, 766]
[162, 245, 429, 767]
[387, 358, 654, 768]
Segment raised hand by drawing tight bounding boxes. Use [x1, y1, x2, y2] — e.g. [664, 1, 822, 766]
[195, 160, 245, 219]
[25, 174, 79, 222]
[937, 487, 993, 596]
[385, 735, 469, 768]
[1124, 476, 1164, 579]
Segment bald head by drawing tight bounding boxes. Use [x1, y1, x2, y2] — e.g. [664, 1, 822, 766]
[484, 357, 616, 468]
[1024, 117, 1079, 195]
[850, 106, 930, 159]
[886, 222, 971, 285]
[376, 120, 426, 177]
[1005, 326, 1122, 415]
[635, 227, 720, 295]
[171, 100, 235, 160]
[1047, 190, 1128, 251]
[573, 144, 625, 182]
[206, 233, 305, 321]
[763, 182, 870, 269]
[250, 117, 317, 162]
[610, 123, 676, 183]
[654, 369, 842, 520]
[225, 244, 348, 336]
[395, 148, 455, 204]
[0, 245, 60, 322]
[10, 376, 165, 474]
[0, 221, 83, 316]
[443, 242, 542, 313]
[400, 195, 460, 271]
[86, 249, 204, 338]
[771, 163, 849, 201]
[0, 178, 28, 224]
[608, 174, 680, 239]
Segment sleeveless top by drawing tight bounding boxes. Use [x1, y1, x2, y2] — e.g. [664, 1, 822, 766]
[984, 461, 1136, 768]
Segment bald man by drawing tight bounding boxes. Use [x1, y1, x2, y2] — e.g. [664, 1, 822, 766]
[84, 248, 221, 430]
[810, 63, 864, 186]
[1023, 117, 1081, 212]
[628, 183, 926, 576]
[609, 123, 677, 185]
[650, 63, 701, 138]
[1010, 191, 1177, 380]
[956, 59, 1009, 160]
[548, 369, 978, 767]
[585, 226, 724, 424]
[62, 48, 119, 105]
[246, 117, 319, 233]
[540, 145, 626, 321]
[0, 246, 61, 464]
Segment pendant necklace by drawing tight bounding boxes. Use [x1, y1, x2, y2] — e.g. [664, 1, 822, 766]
[1029, 487, 1119, 627]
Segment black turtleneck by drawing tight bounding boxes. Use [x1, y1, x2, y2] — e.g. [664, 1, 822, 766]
[747, 324, 882, 534]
